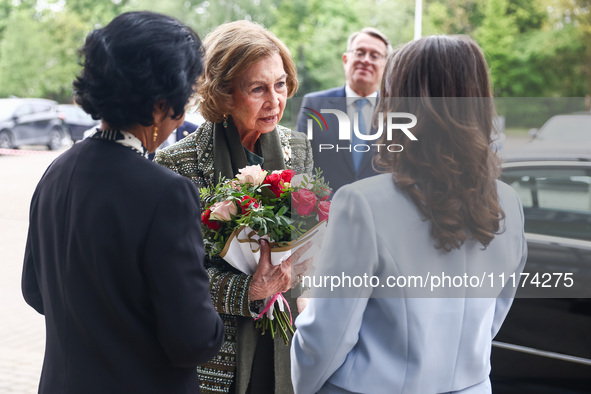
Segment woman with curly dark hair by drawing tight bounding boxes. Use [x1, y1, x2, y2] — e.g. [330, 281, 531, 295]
[22, 12, 223, 393]
[291, 36, 527, 393]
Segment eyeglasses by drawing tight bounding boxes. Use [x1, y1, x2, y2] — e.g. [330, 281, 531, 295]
[349, 49, 386, 62]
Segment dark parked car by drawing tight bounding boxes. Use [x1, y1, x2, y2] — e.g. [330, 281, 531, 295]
[58, 104, 99, 142]
[491, 155, 591, 393]
[0, 98, 66, 150]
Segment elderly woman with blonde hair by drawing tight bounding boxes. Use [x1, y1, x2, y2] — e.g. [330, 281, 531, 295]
[155, 20, 312, 394]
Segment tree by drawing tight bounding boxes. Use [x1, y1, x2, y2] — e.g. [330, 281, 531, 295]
[555, 0, 591, 95]
[0, 7, 87, 101]
[474, 0, 522, 96]
[0, 0, 587, 102]
[124, 0, 280, 36]
[423, 0, 485, 36]
[66, 0, 129, 27]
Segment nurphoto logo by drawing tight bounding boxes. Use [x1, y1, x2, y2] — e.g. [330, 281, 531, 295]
[303, 108, 418, 153]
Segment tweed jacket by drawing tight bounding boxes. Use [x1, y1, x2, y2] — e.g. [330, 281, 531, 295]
[155, 121, 313, 394]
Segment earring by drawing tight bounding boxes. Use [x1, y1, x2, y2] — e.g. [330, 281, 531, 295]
[152, 125, 159, 142]
[223, 114, 228, 128]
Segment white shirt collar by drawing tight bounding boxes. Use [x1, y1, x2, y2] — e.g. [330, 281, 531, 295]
[345, 84, 378, 100]
[88, 129, 149, 158]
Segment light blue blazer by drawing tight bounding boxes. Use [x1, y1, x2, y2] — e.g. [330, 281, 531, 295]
[290, 173, 527, 394]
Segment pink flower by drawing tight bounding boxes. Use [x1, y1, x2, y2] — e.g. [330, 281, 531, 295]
[201, 208, 221, 231]
[209, 200, 237, 221]
[230, 180, 242, 190]
[236, 165, 268, 185]
[315, 201, 331, 222]
[292, 189, 318, 216]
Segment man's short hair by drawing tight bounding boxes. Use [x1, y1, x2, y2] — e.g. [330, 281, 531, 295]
[346, 27, 392, 55]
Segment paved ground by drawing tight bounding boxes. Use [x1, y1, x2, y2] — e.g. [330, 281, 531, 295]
[0, 148, 62, 393]
[0, 137, 530, 393]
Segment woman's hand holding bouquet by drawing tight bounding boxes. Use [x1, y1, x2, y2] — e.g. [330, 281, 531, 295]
[199, 165, 330, 344]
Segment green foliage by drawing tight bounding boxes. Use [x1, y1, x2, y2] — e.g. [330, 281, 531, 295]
[199, 167, 331, 258]
[0, 0, 588, 103]
[271, 0, 416, 96]
[0, 0, 14, 40]
[555, 0, 591, 94]
[0, 9, 45, 98]
[507, 0, 546, 33]
[474, 0, 521, 96]
[496, 97, 587, 128]
[199, 178, 295, 257]
[272, 0, 362, 95]
[0, 5, 88, 101]
[423, 0, 485, 36]
[124, 0, 280, 37]
[66, 0, 128, 26]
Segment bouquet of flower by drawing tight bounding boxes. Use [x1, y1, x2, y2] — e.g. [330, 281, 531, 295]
[200, 165, 331, 344]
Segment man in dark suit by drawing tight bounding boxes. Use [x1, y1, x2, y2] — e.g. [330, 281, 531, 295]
[175, 120, 199, 141]
[150, 120, 199, 160]
[296, 27, 391, 193]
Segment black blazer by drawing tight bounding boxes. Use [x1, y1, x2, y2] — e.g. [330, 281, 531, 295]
[295, 86, 380, 193]
[22, 137, 224, 393]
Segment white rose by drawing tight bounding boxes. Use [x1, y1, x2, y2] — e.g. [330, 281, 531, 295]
[236, 165, 268, 185]
[290, 174, 308, 189]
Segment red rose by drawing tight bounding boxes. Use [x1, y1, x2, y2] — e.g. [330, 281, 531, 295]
[315, 201, 331, 222]
[264, 172, 285, 198]
[318, 186, 331, 201]
[201, 208, 221, 230]
[292, 189, 317, 216]
[238, 195, 259, 215]
[280, 169, 295, 183]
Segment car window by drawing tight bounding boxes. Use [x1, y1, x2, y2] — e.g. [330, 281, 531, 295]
[75, 108, 94, 122]
[0, 100, 22, 118]
[31, 102, 53, 114]
[502, 166, 591, 241]
[59, 106, 76, 118]
[539, 115, 591, 142]
[14, 104, 32, 117]
[60, 105, 93, 122]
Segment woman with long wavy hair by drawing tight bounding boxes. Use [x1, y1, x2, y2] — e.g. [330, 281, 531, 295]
[291, 35, 527, 394]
